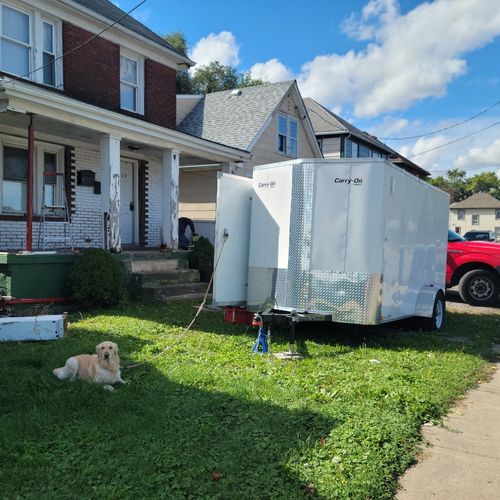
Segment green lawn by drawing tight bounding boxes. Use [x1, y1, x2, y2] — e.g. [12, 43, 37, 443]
[0, 301, 498, 499]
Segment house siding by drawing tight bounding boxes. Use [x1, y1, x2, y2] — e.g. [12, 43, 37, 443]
[450, 208, 500, 240]
[321, 137, 342, 159]
[62, 23, 121, 113]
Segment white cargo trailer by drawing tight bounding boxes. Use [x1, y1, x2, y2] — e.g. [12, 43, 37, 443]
[214, 159, 449, 331]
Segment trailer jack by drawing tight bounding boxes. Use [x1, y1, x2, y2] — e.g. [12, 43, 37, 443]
[273, 312, 304, 360]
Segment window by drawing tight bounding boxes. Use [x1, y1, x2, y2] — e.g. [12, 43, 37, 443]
[0, 139, 63, 214]
[2, 146, 28, 212]
[42, 21, 55, 86]
[276, 115, 298, 157]
[120, 51, 144, 114]
[496, 209, 500, 220]
[472, 214, 479, 225]
[455, 227, 461, 234]
[457, 209, 465, 220]
[0, 4, 61, 87]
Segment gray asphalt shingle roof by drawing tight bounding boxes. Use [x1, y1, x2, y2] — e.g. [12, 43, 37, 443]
[177, 81, 295, 150]
[450, 192, 500, 209]
[71, 0, 187, 59]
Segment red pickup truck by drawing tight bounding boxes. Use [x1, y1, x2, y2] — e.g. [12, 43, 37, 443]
[447, 230, 500, 306]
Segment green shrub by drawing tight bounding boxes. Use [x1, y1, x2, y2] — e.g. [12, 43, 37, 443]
[189, 236, 214, 282]
[68, 249, 125, 308]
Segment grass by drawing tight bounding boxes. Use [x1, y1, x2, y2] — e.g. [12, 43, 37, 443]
[0, 301, 499, 499]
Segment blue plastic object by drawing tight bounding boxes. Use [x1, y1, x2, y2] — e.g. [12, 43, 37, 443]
[252, 326, 268, 353]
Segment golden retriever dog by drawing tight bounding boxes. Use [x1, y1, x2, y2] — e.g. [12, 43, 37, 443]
[53, 341, 125, 391]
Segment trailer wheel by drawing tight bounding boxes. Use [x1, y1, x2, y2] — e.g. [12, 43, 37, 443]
[421, 292, 445, 331]
[458, 269, 500, 307]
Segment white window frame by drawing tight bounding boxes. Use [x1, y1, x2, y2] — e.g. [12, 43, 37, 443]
[120, 48, 144, 115]
[496, 209, 500, 220]
[457, 209, 465, 220]
[471, 214, 479, 226]
[276, 114, 298, 158]
[0, 3, 63, 88]
[0, 135, 64, 215]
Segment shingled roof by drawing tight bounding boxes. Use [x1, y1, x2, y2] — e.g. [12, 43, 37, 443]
[177, 81, 295, 150]
[304, 97, 429, 179]
[71, 0, 191, 63]
[450, 192, 500, 209]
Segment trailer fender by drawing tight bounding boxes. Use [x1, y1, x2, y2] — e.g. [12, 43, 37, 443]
[415, 286, 442, 318]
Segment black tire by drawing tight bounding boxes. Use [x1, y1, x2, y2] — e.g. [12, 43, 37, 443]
[458, 269, 500, 307]
[421, 292, 446, 331]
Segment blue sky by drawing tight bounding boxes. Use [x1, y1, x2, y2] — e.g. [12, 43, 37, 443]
[116, 0, 500, 177]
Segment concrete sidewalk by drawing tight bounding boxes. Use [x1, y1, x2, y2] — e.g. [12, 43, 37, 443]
[398, 363, 500, 499]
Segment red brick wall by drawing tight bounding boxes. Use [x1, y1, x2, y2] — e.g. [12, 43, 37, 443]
[145, 59, 176, 128]
[62, 23, 120, 112]
[62, 23, 176, 129]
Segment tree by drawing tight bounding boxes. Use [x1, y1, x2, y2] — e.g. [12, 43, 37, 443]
[467, 171, 500, 199]
[427, 169, 500, 202]
[163, 32, 266, 95]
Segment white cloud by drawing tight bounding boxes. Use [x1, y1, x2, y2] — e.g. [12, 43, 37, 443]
[387, 118, 500, 175]
[455, 138, 500, 170]
[190, 32, 240, 69]
[250, 0, 500, 118]
[249, 59, 294, 83]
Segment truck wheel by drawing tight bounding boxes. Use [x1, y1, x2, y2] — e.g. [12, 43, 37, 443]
[421, 292, 445, 331]
[458, 269, 500, 306]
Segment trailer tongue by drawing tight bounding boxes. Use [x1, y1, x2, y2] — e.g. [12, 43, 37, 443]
[214, 159, 449, 343]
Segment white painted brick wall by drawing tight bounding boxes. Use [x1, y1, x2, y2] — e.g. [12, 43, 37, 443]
[0, 138, 165, 251]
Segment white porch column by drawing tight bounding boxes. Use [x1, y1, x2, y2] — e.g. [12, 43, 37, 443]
[162, 149, 180, 249]
[100, 134, 121, 252]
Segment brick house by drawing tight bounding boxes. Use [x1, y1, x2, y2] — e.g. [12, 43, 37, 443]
[0, 0, 250, 252]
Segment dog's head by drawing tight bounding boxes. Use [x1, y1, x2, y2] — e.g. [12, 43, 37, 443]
[96, 341, 120, 369]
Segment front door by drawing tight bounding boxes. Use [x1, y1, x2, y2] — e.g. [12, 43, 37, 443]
[120, 161, 135, 245]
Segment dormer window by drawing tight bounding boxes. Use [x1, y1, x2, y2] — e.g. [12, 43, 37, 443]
[0, 4, 62, 88]
[120, 50, 144, 114]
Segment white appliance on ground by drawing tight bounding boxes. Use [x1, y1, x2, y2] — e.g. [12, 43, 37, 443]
[214, 159, 449, 330]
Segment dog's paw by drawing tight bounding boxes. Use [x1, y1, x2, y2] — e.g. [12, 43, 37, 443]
[103, 384, 115, 392]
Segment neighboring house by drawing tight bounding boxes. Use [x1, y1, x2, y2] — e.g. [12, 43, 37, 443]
[0, 0, 250, 252]
[176, 81, 322, 241]
[450, 193, 500, 240]
[304, 97, 430, 179]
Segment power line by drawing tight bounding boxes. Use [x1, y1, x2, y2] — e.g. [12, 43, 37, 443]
[408, 119, 500, 159]
[430, 164, 500, 175]
[380, 98, 500, 141]
[2, 0, 147, 86]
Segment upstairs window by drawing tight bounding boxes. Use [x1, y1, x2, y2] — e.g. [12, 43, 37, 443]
[457, 209, 465, 220]
[496, 209, 500, 220]
[276, 115, 298, 157]
[1, 5, 30, 77]
[472, 214, 479, 225]
[120, 51, 144, 114]
[43, 21, 55, 86]
[0, 4, 61, 87]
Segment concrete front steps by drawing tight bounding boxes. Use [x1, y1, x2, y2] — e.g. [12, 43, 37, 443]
[121, 251, 208, 302]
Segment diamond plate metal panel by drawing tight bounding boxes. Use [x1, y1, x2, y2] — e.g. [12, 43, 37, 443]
[286, 163, 315, 309]
[309, 271, 382, 324]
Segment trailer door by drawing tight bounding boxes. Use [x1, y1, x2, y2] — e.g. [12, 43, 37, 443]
[213, 173, 253, 306]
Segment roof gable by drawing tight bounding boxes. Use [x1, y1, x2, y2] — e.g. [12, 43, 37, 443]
[177, 81, 297, 151]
